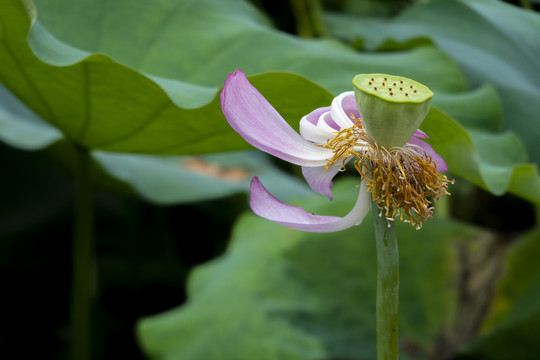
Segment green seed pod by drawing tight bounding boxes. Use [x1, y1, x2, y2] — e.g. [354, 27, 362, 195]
[352, 74, 433, 149]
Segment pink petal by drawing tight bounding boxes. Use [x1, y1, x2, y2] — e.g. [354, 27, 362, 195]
[413, 129, 429, 139]
[301, 165, 340, 200]
[341, 92, 361, 120]
[249, 177, 370, 233]
[322, 111, 341, 131]
[221, 70, 332, 166]
[301, 156, 353, 199]
[408, 136, 448, 172]
[303, 106, 330, 126]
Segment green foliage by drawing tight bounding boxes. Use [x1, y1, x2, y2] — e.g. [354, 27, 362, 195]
[0, 82, 62, 150]
[2, 0, 540, 204]
[1, 0, 540, 359]
[1, 1, 336, 154]
[33, 0, 465, 94]
[138, 179, 480, 359]
[0, 1, 330, 154]
[464, 228, 540, 359]
[94, 150, 313, 204]
[326, 0, 540, 166]
[422, 108, 540, 203]
[0, 60, 313, 203]
[0, 0, 466, 155]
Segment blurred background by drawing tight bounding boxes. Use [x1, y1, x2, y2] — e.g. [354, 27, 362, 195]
[1, 0, 540, 359]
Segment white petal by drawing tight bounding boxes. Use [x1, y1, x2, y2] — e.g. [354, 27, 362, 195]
[300, 111, 337, 144]
[330, 91, 356, 129]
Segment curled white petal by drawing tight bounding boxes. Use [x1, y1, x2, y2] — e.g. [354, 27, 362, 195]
[300, 111, 336, 144]
[330, 91, 357, 129]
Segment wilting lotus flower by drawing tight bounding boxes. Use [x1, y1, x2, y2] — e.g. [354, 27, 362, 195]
[221, 70, 452, 232]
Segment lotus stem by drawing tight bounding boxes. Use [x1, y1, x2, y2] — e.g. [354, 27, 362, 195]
[373, 201, 399, 360]
[70, 145, 95, 360]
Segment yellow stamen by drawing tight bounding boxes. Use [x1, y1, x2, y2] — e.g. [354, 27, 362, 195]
[321, 121, 454, 229]
[323, 120, 372, 171]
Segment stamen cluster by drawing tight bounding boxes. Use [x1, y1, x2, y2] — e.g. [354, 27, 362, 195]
[323, 121, 454, 229]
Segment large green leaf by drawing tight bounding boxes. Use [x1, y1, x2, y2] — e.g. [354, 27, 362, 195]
[3, 0, 539, 204]
[0, 47, 312, 204]
[94, 150, 312, 204]
[325, 0, 540, 165]
[0, 0, 469, 154]
[0, 0, 336, 153]
[421, 108, 540, 203]
[0, 82, 62, 150]
[33, 0, 466, 94]
[138, 179, 483, 360]
[462, 228, 540, 359]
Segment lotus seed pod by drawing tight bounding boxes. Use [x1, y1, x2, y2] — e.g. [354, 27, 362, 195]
[352, 74, 433, 149]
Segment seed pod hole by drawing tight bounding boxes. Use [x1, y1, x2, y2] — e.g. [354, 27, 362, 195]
[353, 73, 434, 104]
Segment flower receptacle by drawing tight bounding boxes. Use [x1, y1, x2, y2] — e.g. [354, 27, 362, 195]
[353, 74, 433, 149]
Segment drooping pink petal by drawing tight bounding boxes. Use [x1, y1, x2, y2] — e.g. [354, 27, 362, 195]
[221, 70, 332, 166]
[301, 165, 340, 200]
[250, 177, 370, 233]
[301, 156, 353, 199]
[408, 136, 448, 172]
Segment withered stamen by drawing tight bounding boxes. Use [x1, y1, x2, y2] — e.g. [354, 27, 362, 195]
[320, 122, 454, 229]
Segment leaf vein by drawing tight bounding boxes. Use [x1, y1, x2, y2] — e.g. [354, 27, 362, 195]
[0, 39, 59, 129]
[77, 62, 92, 142]
[94, 99, 172, 148]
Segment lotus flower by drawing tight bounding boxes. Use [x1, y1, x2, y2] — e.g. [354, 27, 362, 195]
[221, 70, 451, 232]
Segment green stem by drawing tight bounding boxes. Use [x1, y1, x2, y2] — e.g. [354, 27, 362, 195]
[520, 0, 533, 10]
[70, 146, 95, 360]
[372, 201, 399, 360]
[290, 0, 328, 38]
